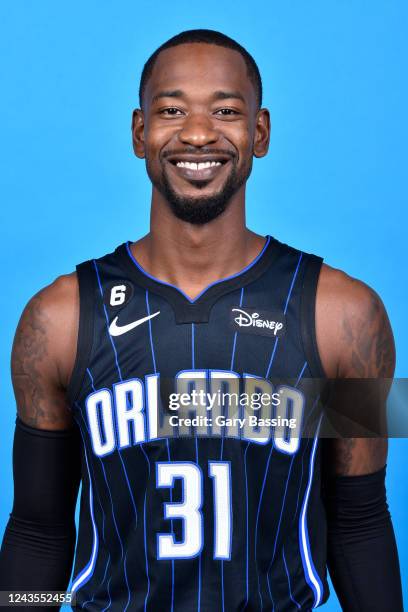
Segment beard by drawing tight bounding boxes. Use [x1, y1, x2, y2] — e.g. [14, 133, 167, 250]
[147, 155, 253, 225]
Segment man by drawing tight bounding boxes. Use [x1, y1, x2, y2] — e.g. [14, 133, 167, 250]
[0, 29, 403, 611]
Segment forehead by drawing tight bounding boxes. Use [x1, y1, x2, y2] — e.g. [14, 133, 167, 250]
[145, 43, 256, 105]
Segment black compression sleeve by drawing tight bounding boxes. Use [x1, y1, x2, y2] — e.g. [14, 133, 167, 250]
[325, 466, 403, 611]
[0, 416, 81, 590]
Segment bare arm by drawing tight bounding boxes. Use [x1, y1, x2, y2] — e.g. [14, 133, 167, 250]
[316, 266, 403, 610]
[316, 266, 394, 474]
[11, 274, 79, 429]
[0, 274, 81, 593]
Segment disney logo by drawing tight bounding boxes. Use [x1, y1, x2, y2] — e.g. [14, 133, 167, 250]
[232, 309, 284, 336]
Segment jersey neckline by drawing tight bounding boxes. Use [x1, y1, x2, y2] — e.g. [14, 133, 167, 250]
[115, 235, 282, 324]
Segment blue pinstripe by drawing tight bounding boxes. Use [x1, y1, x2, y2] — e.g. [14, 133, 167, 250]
[191, 323, 203, 612]
[140, 443, 151, 612]
[70, 420, 99, 594]
[81, 554, 111, 610]
[92, 272, 141, 537]
[100, 576, 112, 612]
[254, 441, 275, 610]
[242, 441, 251, 610]
[255, 253, 304, 609]
[123, 551, 131, 611]
[195, 434, 202, 612]
[79, 411, 124, 560]
[230, 287, 244, 370]
[145, 290, 157, 373]
[92, 264, 142, 605]
[266, 361, 308, 604]
[283, 546, 301, 609]
[141, 289, 158, 612]
[298, 416, 324, 607]
[224, 287, 244, 610]
[166, 438, 175, 612]
[93, 260, 123, 380]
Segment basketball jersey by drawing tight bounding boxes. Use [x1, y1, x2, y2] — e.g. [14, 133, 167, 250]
[66, 235, 330, 611]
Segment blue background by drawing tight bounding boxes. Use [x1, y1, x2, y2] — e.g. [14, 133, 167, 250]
[0, 2, 406, 609]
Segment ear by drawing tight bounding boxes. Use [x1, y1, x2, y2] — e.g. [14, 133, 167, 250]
[253, 108, 271, 158]
[131, 109, 145, 158]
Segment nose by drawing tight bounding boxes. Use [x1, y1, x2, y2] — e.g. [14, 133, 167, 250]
[178, 112, 219, 147]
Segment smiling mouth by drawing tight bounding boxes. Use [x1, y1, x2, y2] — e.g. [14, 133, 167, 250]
[175, 160, 222, 171]
[167, 157, 230, 182]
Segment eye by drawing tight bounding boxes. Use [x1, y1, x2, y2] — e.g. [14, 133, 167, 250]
[215, 108, 240, 116]
[159, 107, 184, 116]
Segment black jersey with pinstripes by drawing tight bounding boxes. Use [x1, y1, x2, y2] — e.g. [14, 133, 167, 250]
[67, 235, 330, 611]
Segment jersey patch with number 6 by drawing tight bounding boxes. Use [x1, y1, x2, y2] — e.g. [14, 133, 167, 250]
[103, 281, 134, 309]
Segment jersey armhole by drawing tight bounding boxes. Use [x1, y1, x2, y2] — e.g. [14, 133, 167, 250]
[66, 260, 96, 406]
[300, 254, 327, 379]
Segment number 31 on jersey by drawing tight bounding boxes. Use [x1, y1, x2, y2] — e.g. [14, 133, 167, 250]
[156, 460, 231, 560]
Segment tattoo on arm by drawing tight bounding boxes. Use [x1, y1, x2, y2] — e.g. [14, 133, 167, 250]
[343, 288, 395, 379]
[11, 292, 71, 429]
[330, 285, 394, 476]
[330, 438, 387, 476]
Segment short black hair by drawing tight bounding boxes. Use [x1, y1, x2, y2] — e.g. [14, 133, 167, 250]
[138, 29, 262, 110]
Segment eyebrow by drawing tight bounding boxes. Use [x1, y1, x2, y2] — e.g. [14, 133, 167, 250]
[212, 90, 246, 103]
[151, 89, 246, 104]
[151, 90, 184, 104]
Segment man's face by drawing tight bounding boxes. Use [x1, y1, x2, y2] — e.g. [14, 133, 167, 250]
[133, 43, 269, 224]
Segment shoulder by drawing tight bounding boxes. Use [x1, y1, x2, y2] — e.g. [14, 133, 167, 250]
[43, 271, 78, 300]
[15, 272, 79, 352]
[315, 263, 395, 378]
[317, 263, 381, 317]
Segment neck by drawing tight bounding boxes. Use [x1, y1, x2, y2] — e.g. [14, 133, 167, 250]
[129, 186, 266, 300]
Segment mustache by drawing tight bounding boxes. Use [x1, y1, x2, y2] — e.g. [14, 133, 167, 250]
[161, 147, 237, 160]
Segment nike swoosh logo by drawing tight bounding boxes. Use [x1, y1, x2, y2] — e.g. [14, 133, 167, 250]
[109, 311, 160, 336]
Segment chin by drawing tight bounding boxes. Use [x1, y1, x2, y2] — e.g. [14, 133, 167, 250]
[168, 192, 232, 225]
[155, 165, 245, 224]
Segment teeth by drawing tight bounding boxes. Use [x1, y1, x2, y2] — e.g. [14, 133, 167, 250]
[176, 161, 222, 170]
